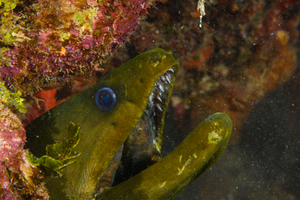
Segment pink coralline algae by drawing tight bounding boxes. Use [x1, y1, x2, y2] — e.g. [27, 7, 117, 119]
[0, 0, 155, 96]
[0, 103, 48, 199]
[0, 103, 25, 166]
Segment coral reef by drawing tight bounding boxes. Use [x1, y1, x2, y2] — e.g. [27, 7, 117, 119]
[0, 103, 25, 164]
[0, 0, 156, 96]
[0, 102, 48, 199]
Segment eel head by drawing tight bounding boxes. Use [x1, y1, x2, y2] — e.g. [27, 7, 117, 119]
[25, 49, 232, 200]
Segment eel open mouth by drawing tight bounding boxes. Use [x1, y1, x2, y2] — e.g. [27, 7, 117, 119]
[94, 65, 179, 198]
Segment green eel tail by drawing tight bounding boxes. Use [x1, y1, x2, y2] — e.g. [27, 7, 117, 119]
[101, 112, 232, 200]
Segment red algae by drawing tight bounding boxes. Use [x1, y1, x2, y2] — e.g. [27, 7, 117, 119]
[0, 103, 48, 199]
[0, 103, 26, 164]
[0, 0, 156, 96]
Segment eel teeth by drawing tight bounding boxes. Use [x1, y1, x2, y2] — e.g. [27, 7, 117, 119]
[156, 104, 162, 112]
[158, 84, 164, 92]
[145, 66, 177, 138]
[156, 96, 163, 103]
[165, 74, 171, 84]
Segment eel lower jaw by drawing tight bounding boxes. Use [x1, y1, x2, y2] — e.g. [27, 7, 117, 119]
[97, 113, 233, 200]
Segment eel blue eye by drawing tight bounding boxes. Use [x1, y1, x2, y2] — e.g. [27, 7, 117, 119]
[95, 87, 117, 111]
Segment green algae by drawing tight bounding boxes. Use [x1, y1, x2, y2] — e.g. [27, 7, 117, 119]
[28, 122, 80, 176]
[0, 82, 26, 113]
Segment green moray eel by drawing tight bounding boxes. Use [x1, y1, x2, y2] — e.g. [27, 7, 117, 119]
[25, 49, 232, 200]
